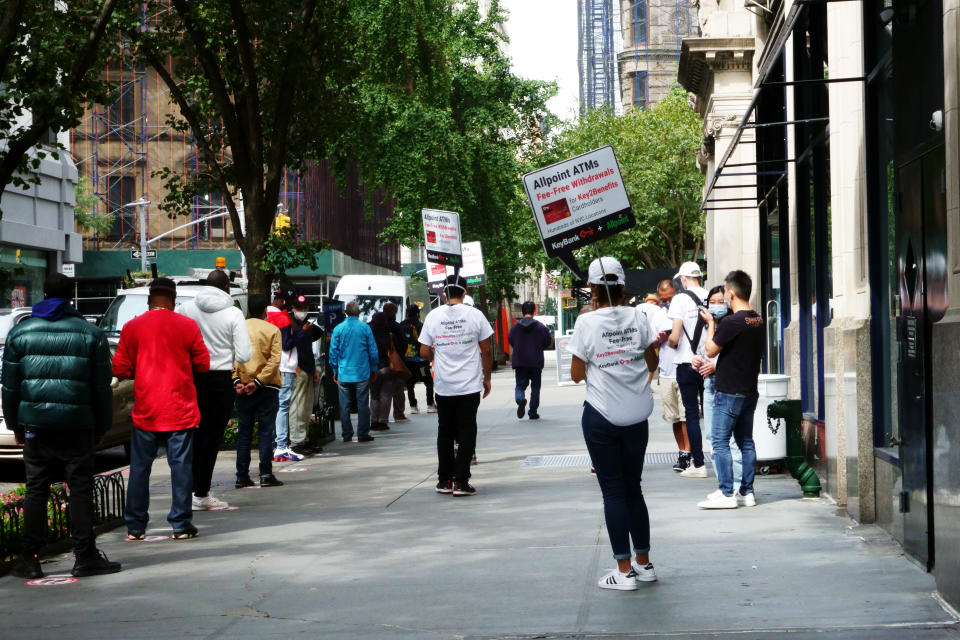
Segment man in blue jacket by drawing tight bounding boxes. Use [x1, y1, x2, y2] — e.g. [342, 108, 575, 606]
[508, 301, 552, 420]
[328, 300, 379, 442]
[1, 274, 120, 578]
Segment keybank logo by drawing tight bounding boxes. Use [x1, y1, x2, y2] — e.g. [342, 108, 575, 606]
[551, 235, 580, 250]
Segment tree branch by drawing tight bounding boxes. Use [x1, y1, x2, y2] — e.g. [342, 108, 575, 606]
[0, 0, 26, 83]
[0, 121, 51, 195]
[227, 0, 263, 173]
[60, 0, 121, 97]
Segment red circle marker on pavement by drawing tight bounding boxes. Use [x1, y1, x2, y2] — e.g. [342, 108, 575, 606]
[26, 576, 78, 586]
[125, 535, 169, 542]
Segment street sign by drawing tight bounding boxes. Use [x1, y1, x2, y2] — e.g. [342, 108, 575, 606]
[61, 264, 75, 278]
[522, 146, 634, 279]
[130, 249, 157, 260]
[421, 209, 462, 267]
[427, 241, 486, 293]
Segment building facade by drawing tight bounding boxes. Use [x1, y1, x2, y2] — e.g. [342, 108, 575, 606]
[618, 0, 699, 110]
[0, 129, 82, 308]
[680, 0, 960, 610]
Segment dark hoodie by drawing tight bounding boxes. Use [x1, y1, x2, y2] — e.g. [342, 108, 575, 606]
[508, 316, 552, 369]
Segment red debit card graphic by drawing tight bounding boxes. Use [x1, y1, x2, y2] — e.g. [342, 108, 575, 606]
[541, 198, 572, 225]
[426, 230, 437, 244]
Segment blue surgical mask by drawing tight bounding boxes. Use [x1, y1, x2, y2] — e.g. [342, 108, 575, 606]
[708, 304, 728, 319]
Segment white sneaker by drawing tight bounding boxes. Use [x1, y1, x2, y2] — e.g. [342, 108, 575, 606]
[740, 492, 757, 507]
[697, 493, 738, 509]
[680, 464, 708, 478]
[630, 561, 658, 582]
[597, 569, 638, 591]
[427, 404, 438, 413]
[410, 406, 420, 414]
[194, 494, 229, 510]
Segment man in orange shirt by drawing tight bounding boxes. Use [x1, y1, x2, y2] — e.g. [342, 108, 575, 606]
[113, 278, 210, 540]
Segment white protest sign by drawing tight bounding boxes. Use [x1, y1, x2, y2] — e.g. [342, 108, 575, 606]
[428, 241, 486, 293]
[522, 146, 634, 278]
[421, 209, 463, 268]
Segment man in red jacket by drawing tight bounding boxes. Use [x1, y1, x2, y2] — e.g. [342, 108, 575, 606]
[113, 278, 210, 540]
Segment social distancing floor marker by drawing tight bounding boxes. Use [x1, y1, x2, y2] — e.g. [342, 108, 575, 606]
[125, 535, 169, 542]
[314, 453, 340, 458]
[206, 505, 240, 511]
[25, 576, 78, 586]
[278, 467, 307, 473]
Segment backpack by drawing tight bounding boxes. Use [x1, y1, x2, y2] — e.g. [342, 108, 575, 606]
[401, 321, 420, 359]
[678, 290, 706, 354]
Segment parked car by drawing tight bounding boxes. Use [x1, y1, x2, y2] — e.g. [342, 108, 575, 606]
[0, 308, 134, 460]
[98, 283, 248, 338]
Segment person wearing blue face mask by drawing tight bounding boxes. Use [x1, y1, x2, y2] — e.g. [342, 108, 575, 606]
[693, 286, 743, 493]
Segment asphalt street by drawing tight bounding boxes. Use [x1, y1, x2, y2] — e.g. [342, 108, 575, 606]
[1, 360, 957, 639]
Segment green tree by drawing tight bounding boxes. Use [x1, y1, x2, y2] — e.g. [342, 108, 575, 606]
[520, 88, 705, 273]
[0, 0, 122, 208]
[73, 177, 115, 237]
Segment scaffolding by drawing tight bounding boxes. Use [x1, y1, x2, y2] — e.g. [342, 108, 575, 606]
[578, 0, 617, 114]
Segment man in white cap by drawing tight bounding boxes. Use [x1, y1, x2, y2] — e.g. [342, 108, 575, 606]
[419, 274, 493, 497]
[667, 261, 710, 478]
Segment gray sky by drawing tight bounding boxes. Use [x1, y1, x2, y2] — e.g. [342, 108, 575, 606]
[502, 0, 580, 122]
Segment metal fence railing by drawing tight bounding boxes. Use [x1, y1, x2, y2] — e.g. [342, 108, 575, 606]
[0, 471, 126, 565]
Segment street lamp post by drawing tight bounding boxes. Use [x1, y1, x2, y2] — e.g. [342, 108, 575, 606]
[124, 198, 151, 273]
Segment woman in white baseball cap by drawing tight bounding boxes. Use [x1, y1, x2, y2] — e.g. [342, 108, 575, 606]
[568, 256, 661, 591]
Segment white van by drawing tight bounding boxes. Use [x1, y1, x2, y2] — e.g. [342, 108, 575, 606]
[333, 275, 429, 322]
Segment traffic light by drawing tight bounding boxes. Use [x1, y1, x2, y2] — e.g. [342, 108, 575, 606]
[274, 211, 291, 231]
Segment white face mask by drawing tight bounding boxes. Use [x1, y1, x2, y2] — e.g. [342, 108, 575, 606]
[294, 311, 308, 321]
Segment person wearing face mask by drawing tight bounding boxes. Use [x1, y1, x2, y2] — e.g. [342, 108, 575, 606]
[287, 296, 323, 457]
[692, 286, 742, 490]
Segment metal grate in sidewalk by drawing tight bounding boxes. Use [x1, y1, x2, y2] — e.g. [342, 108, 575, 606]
[521, 452, 676, 468]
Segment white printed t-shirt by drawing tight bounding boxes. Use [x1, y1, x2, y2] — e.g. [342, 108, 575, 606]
[568, 305, 656, 427]
[667, 285, 708, 364]
[653, 306, 677, 378]
[419, 303, 494, 397]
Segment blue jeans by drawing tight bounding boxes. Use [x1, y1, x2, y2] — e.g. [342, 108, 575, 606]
[703, 376, 742, 486]
[275, 372, 295, 449]
[514, 367, 542, 415]
[676, 363, 705, 467]
[581, 402, 650, 560]
[125, 427, 195, 534]
[236, 387, 279, 479]
[711, 392, 758, 497]
[338, 379, 371, 439]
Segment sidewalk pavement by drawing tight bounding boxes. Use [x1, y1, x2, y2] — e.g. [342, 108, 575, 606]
[2, 361, 957, 639]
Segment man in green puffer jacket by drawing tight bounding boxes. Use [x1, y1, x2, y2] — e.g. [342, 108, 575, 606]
[1, 273, 120, 579]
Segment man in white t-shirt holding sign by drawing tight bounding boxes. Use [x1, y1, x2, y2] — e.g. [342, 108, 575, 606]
[667, 261, 710, 478]
[419, 274, 494, 497]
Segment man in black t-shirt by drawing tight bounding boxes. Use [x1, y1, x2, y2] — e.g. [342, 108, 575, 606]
[695, 270, 765, 510]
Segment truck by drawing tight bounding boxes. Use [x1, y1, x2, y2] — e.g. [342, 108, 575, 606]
[332, 275, 430, 322]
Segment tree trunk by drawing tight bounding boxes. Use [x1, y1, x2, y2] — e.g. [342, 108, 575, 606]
[238, 201, 272, 296]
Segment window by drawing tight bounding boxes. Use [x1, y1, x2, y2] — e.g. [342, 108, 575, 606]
[633, 72, 648, 108]
[106, 176, 136, 240]
[631, 0, 647, 45]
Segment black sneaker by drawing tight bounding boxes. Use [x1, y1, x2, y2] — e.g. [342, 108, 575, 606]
[172, 523, 199, 540]
[452, 481, 476, 497]
[290, 443, 313, 456]
[673, 452, 691, 473]
[342, 436, 353, 442]
[71, 549, 121, 577]
[358, 435, 375, 442]
[235, 475, 255, 488]
[11, 554, 42, 579]
[516, 398, 527, 419]
[370, 423, 390, 431]
[305, 441, 324, 453]
[259, 474, 284, 487]
[435, 480, 453, 494]
[528, 413, 540, 420]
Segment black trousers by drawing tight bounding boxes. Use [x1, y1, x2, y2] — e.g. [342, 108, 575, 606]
[406, 361, 435, 407]
[436, 392, 481, 483]
[192, 371, 236, 497]
[22, 429, 97, 557]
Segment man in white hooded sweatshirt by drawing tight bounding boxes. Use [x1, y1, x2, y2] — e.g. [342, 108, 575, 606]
[179, 270, 252, 509]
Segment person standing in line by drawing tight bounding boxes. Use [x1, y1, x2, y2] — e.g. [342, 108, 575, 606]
[328, 301, 379, 442]
[368, 311, 396, 431]
[569, 257, 660, 591]
[697, 271, 765, 509]
[2, 274, 120, 578]
[267, 289, 304, 462]
[383, 302, 410, 423]
[178, 270, 252, 510]
[652, 282, 690, 472]
[287, 295, 322, 456]
[233, 295, 285, 488]
[667, 262, 711, 479]
[508, 301, 551, 420]
[694, 285, 743, 491]
[419, 274, 493, 497]
[113, 278, 210, 541]
[400, 304, 436, 414]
